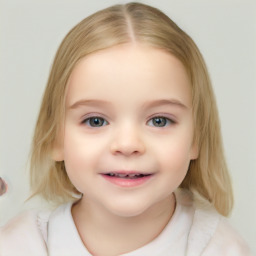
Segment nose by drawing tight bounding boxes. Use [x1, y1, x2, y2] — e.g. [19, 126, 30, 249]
[110, 123, 146, 156]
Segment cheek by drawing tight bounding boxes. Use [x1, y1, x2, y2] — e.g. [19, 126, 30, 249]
[156, 136, 193, 174]
[157, 143, 191, 194]
[62, 127, 110, 190]
[63, 127, 98, 165]
[63, 135, 85, 169]
[61, 132, 92, 187]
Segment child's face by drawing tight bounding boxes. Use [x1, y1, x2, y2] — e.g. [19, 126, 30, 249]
[53, 43, 198, 217]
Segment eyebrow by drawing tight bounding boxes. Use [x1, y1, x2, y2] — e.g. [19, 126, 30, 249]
[69, 98, 188, 110]
[142, 99, 188, 109]
[69, 99, 111, 109]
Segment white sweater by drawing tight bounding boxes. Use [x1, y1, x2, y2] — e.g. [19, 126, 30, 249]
[0, 190, 253, 256]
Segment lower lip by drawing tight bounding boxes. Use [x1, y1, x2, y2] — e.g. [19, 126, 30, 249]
[100, 174, 153, 188]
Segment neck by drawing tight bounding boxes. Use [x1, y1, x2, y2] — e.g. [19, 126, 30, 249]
[72, 193, 176, 256]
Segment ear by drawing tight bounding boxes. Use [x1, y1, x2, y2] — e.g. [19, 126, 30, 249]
[190, 141, 199, 160]
[51, 140, 64, 161]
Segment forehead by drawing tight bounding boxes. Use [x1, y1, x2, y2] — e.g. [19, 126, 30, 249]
[66, 43, 192, 107]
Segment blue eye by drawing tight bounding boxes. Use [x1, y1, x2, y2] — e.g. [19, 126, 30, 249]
[82, 117, 108, 127]
[147, 117, 174, 127]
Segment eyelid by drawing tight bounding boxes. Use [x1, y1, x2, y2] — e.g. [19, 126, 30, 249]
[80, 112, 108, 121]
[147, 113, 177, 123]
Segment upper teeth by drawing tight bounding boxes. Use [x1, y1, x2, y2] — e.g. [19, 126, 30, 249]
[108, 173, 144, 178]
[119, 173, 129, 178]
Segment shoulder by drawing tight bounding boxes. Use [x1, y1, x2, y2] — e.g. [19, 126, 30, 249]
[176, 190, 253, 256]
[182, 191, 253, 256]
[203, 217, 253, 256]
[0, 210, 50, 256]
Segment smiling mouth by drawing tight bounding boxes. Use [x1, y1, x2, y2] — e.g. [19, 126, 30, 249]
[104, 172, 152, 179]
[101, 171, 153, 187]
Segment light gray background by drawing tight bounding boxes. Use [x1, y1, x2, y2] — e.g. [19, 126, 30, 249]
[0, 0, 255, 253]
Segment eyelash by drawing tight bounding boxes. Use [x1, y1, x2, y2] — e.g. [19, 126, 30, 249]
[147, 116, 176, 127]
[81, 116, 109, 127]
[81, 115, 176, 128]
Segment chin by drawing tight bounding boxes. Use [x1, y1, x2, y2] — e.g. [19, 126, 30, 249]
[106, 199, 153, 218]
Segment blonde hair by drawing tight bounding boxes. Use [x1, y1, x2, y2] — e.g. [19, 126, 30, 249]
[30, 2, 233, 216]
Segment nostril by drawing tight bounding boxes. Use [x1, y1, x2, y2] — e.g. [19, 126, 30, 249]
[0, 177, 8, 196]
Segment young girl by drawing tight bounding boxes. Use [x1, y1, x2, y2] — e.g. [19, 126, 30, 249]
[0, 2, 252, 256]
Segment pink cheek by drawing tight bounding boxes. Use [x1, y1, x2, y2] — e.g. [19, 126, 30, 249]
[63, 144, 96, 174]
[160, 146, 191, 171]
